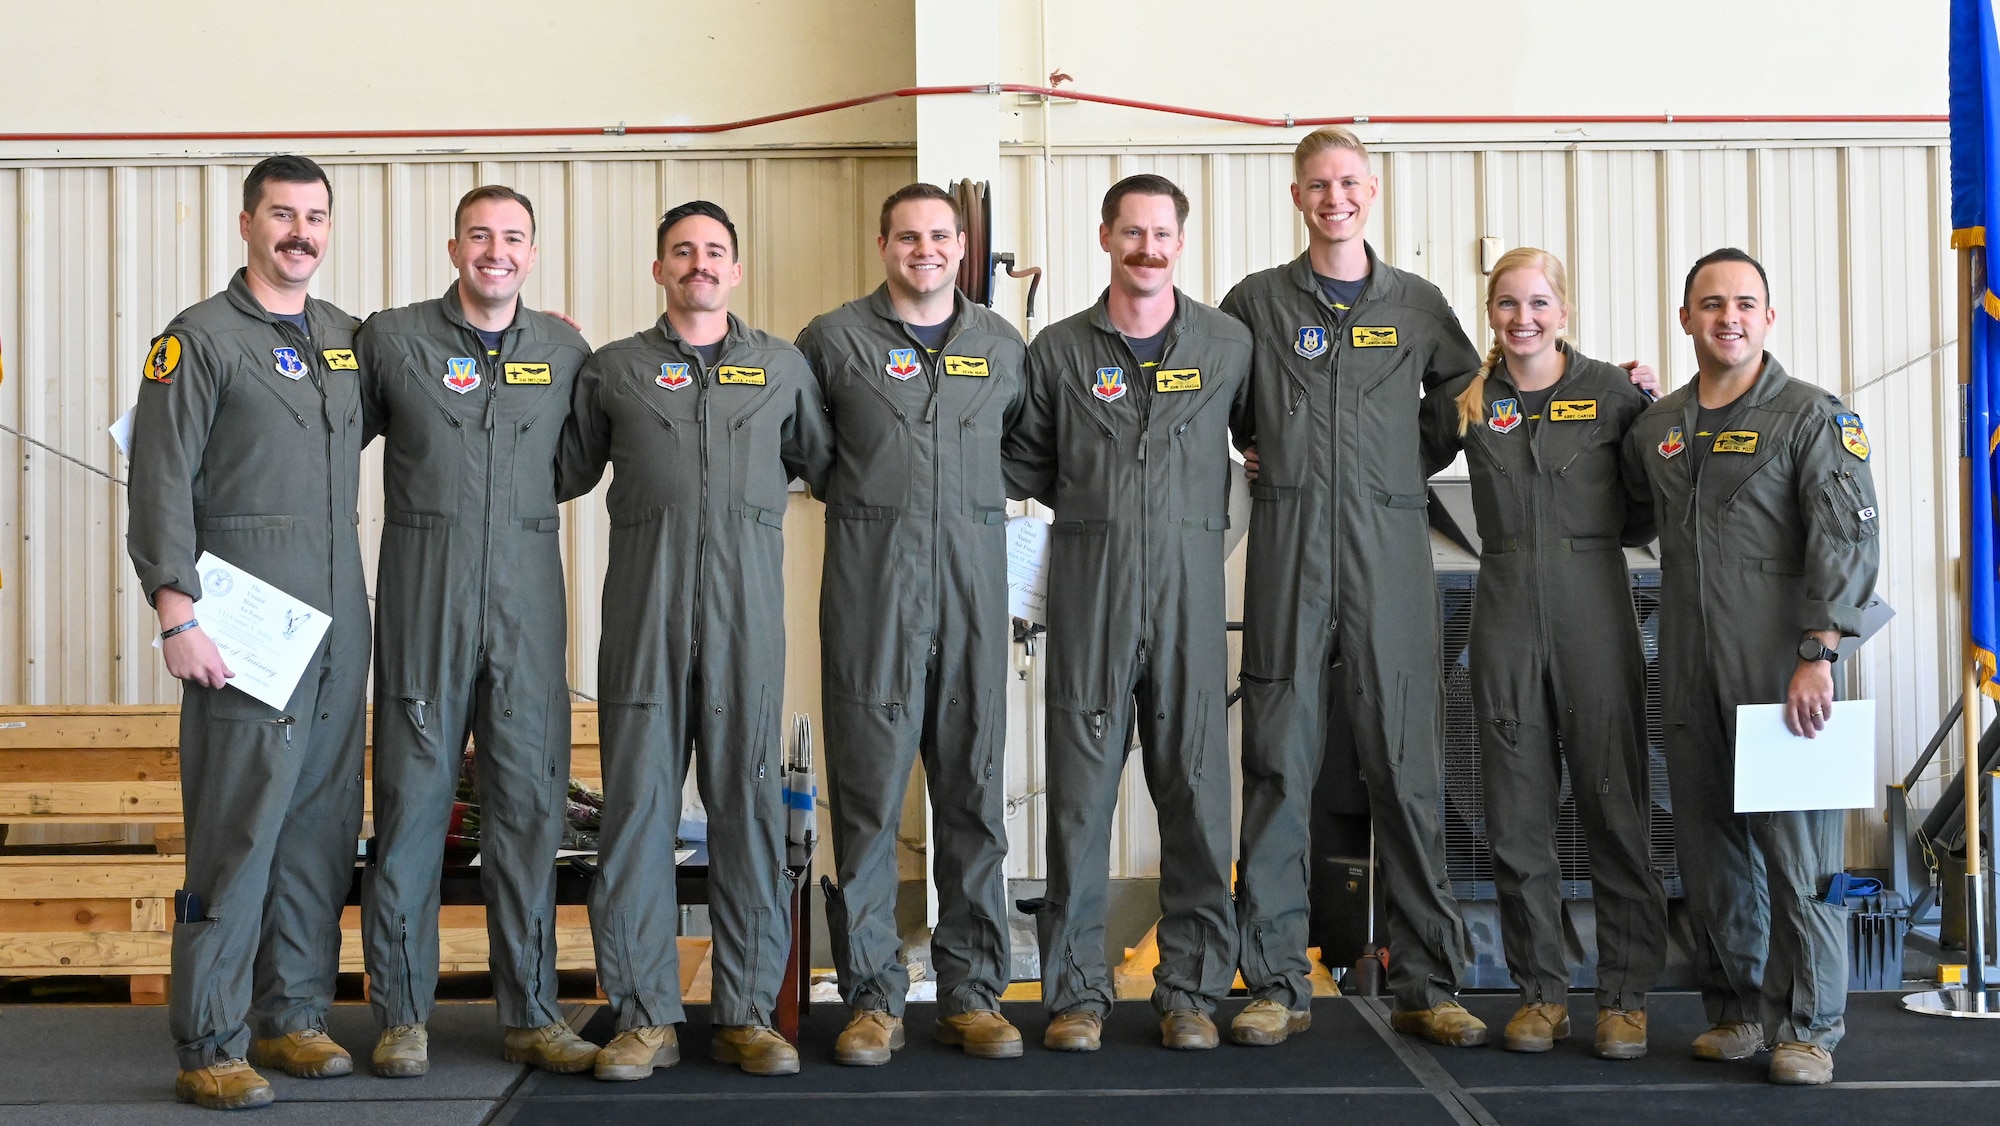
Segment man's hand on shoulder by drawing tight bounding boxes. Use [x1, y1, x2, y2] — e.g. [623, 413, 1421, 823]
[1620, 360, 1660, 398]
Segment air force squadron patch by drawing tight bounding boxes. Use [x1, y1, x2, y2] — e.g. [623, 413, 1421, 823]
[443, 357, 480, 394]
[272, 347, 309, 381]
[1295, 326, 1329, 359]
[1837, 413, 1870, 460]
[1488, 398, 1522, 434]
[144, 335, 181, 384]
[657, 362, 691, 390]
[1091, 366, 1127, 403]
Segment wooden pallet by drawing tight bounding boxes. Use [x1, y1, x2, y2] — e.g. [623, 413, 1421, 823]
[0, 704, 605, 1003]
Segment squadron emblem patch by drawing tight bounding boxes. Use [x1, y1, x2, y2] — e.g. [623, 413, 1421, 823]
[1836, 413, 1870, 460]
[1091, 366, 1127, 403]
[144, 335, 181, 384]
[885, 348, 921, 381]
[657, 362, 691, 390]
[272, 347, 309, 381]
[442, 357, 480, 394]
[1295, 326, 1329, 359]
[1488, 397, 1522, 434]
[1658, 425, 1686, 458]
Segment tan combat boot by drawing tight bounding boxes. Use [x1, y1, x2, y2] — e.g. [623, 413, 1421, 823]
[1691, 1020, 1764, 1061]
[1501, 1002, 1571, 1053]
[1768, 1041, 1834, 1085]
[1595, 1008, 1648, 1060]
[594, 1025, 679, 1081]
[934, 1009, 1024, 1059]
[248, 1027, 353, 1078]
[1042, 1009, 1103, 1052]
[1161, 1008, 1219, 1050]
[502, 1023, 599, 1074]
[372, 1024, 428, 1077]
[713, 1025, 800, 1076]
[1230, 998, 1312, 1046]
[174, 1058, 275, 1110]
[833, 1010, 904, 1066]
[1389, 1000, 1489, 1048]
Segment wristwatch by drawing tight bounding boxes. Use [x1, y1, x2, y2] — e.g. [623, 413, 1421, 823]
[1797, 636, 1840, 663]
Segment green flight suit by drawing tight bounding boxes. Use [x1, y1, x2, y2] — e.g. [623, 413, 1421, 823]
[126, 269, 369, 1071]
[355, 288, 590, 1032]
[1419, 342, 1668, 1011]
[1622, 354, 1880, 1051]
[558, 314, 834, 1031]
[1220, 247, 1479, 1013]
[1004, 290, 1250, 1019]
[795, 288, 1026, 1018]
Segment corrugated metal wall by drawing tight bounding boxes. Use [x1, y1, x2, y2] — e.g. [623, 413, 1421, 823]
[993, 141, 1955, 876]
[0, 140, 1956, 877]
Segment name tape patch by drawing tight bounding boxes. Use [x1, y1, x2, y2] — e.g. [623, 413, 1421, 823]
[1549, 399, 1596, 421]
[717, 365, 766, 386]
[321, 348, 358, 371]
[1155, 367, 1201, 393]
[944, 355, 990, 377]
[504, 362, 551, 385]
[1351, 326, 1398, 348]
[1713, 430, 1759, 455]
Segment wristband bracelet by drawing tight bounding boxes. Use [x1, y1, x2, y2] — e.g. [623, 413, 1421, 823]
[159, 619, 199, 641]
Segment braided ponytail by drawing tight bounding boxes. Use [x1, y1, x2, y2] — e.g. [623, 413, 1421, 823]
[1454, 339, 1505, 436]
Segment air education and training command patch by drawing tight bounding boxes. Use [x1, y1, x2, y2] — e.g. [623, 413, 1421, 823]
[1837, 413, 1870, 461]
[1295, 326, 1329, 359]
[144, 335, 181, 384]
[1658, 425, 1686, 458]
[1488, 397, 1522, 434]
[1091, 366, 1127, 403]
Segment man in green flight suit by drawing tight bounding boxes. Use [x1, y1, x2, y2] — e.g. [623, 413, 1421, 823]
[795, 183, 1028, 1066]
[127, 155, 368, 1110]
[1623, 248, 1880, 1086]
[357, 185, 597, 1078]
[1220, 126, 1487, 1048]
[559, 200, 835, 1079]
[1006, 173, 1251, 1053]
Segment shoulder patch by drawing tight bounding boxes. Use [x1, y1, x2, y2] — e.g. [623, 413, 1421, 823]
[504, 362, 552, 385]
[1155, 368, 1201, 393]
[943, 355, 989, 377]
[1351, 326, 1398, 348]
[144, 335, 182, 384]
[1658, 425, 1686, 458]
[1713, 430, 1759, 455]
[1836, 412, 1870, 460]
[717, 365, 766, 386]
[321, 348, 357, 371]
[1549, 399, 1597, 422]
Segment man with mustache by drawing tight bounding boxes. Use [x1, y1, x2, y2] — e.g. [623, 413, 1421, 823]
[559, 200, 834, 1078]
[795, 183, 1027, 1066]
[1623, 249, 1880, 1085]
[127, 155, 369, 1109]
[1005, 173, 1250, 1052]
[355, 185, 597, 1078]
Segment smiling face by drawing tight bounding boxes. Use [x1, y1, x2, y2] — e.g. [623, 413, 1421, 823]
[239, 178, 330, 293]
[1291, 146, 1376, 250]
[1680, 260, 1774, 376]
[449, 197, 537, 310]
[879, 198, 964, 303]
[1487, 265, 1567, 367]
[1099, 192, 1184, 301]
[652, 214, 743, 317]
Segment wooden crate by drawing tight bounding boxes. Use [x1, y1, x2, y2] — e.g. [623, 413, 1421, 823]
[0, 704, 605, 1003]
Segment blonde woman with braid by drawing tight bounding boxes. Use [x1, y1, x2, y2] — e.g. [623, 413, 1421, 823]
[1418, 248, 1668, 1061]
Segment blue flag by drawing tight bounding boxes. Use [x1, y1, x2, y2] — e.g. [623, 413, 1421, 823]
[1955, 0, 2000, 698]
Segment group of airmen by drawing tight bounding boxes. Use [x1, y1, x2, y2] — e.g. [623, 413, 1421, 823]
[126, 125, 1880, 1111]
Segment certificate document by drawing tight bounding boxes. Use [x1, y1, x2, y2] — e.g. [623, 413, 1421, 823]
[1733, 700, 1876, 813]
[156, 552, 333, 710]
[1006, 514, 1051, 625]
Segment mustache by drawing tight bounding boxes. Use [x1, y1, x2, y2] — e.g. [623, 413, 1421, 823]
[682, 270, 719, 285]
[276, 237, 319, 257]
[1122, 252, 1170, 269]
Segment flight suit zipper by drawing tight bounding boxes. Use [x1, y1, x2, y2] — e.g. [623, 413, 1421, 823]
[277, 315, 341, 599]
[469, 323, 508, 663]
[692, 341, 717, 663]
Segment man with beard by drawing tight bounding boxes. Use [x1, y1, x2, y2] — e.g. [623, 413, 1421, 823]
[1006, 173, 1250, 1053]
[560, 200, 834, 1079]
[127, 155, 368, 1109]
[356, 185, 597, 1078]
[795, 183, 1027, 1065]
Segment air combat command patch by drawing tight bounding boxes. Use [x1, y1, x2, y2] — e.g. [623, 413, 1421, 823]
[1091, 366, 1126, 403]
[1658, 425, 1686, 458]
[1488, 397, 1522, 434]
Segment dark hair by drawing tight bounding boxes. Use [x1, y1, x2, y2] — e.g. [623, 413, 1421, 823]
[1100, 173, 1190, 229]
[1681, 247, 1770, 309]
[242, 154, 331, 215]
[657, 200, 738, 261]
[455, 184, 536, 241]
[879, 183, 963, 238]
